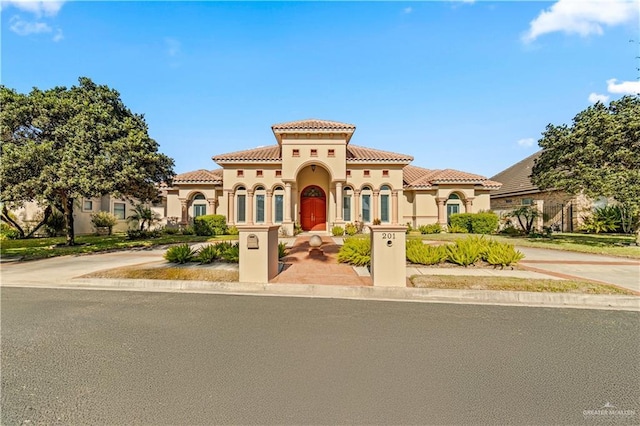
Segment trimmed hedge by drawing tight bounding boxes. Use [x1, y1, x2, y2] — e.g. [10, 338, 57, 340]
[449, 212, 499, 234]
[193, 214, 228, 236]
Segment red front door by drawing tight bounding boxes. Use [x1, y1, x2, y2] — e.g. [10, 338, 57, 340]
[300, 186, 326, 231]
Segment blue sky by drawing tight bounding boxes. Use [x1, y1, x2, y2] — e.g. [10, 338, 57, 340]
[2, 1, 639, 178]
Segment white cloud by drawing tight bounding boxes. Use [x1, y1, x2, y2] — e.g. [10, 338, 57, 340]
[9, 15, 51, 35]
[517, 138, 535, 147]
[1, 0, 65, 17]
[588, 92, 610, 103]
[607, 78, 640, 94]
[165, 37, 181, 57]
[403, 7, 412, 14]
[522, 0, 639, 43]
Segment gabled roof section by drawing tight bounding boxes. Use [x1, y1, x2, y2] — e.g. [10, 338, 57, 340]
[403, 165, 501, 190]
[212, 145, 281, 163]
[173, 169, 223, 184]
[347, 145, 413, 163]
[272, 118, 356, 143]
[490, 151, 541, 197]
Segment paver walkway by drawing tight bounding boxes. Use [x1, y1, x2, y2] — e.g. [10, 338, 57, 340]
[270, 235, 372, 286]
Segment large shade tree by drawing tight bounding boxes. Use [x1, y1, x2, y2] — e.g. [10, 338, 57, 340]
[531, 95, 640, 244]
[1, 77, 175, 245]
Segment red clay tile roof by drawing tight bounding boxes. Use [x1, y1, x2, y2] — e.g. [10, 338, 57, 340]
[490, 151, 541, 197]
[213, 145, 282, 162]
[346, 145, 413, 162]
[271, 119, 356, 131]
[403, 165, 501, 189]
[173, 169, 223, 184]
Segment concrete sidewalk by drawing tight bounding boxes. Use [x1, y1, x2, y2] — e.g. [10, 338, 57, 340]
[1, 245, 638, 311]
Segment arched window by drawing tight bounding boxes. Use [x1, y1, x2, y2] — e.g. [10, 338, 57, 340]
[236, 187, 246, 223]
[361, 186, 372, 223]
[192, 193, 207, 218]
[380, 185, 391, 223]
[447, 193, 462, 222]
[255, 186, 266, 223]
[273, 186, 284, 223]
[343, 186, 352, 222]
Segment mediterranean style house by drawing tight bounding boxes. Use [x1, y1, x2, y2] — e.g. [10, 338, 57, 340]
[165, 119, 502, 234]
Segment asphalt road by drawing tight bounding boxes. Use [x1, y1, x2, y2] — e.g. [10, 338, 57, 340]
[2, 288, 639, 425]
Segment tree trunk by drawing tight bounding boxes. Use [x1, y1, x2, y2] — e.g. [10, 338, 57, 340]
[25, 205, 53, 238]
[1, 205, 25, 238]
[62, 196, 76, 246]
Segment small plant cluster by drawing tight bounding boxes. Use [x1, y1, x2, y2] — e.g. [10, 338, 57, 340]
[336, 237, 371, 266]
[91, 211, 118, 235]
[164, 242, 240, 264]
[294, 222, 303, 235]
[580, 205, 637, 234]
[193, 214, 228, 236]
[126, 228, 162, 240]
[338, 236, 524, 268]
[418, 224, 442, 234]
[278, 241, 288, 259]
[331, 225, 345, 236]
[449, 212, 499, 234]
[0, 222, 21, 240]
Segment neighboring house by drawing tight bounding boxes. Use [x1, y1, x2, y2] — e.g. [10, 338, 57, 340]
[165, 119, 502, 234]
[490, 151, 594, 232]
[9, 196, 164, 235]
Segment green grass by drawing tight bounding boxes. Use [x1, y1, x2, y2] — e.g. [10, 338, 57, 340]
[410, 232, 640, 259]
[410, 275, 635, 295]
[0, 234, 238, 261]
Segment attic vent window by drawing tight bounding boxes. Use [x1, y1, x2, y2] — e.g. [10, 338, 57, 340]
[364, 170, 370, 177]
[328, 149, 335, 157]
[311, 149, 318, 157]
[382, 170, 389, 177]
[237, 170, 244, 177]
[292, 149, 300, 157]
[275, 170, 282, 177]
[256, 170, 263, 177]
[346, 170, 351, 177]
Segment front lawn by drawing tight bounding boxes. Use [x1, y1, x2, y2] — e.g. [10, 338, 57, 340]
[0, 234, 238, 261]
[410, 232, 640, 259]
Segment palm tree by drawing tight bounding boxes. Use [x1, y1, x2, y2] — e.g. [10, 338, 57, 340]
[127, 204, 160, 231]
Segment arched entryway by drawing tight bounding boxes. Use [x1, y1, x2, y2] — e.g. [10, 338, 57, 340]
[300, 185, 326, 231]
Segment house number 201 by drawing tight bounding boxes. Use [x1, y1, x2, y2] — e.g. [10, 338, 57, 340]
[381, 233, 396, 239]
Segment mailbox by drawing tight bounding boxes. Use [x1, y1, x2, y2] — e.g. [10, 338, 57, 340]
[247, 234, 259, 249]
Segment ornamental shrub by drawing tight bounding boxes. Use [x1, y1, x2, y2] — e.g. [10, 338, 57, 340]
[278, 242, 288, 259]
[227, 225, 239, 236]
[165, 244, 197, 264]
[194, 214, 228, 236]
[197, 244, 222, 264]
[337, 237, 371, 266]
[445, 237, 485, 266]
[406, 240, 448, 265]
[418, 224, 442, 234]
[219, 242, 240, 263]
[90, 211, 118, 235]
[470, 212, 499, 234]
[485, 243, 524, 268]
[331, 226, 345, 236]
[449, 213, 473, 233]
[448, 224, 467, 233]
[344, 223, 358, 236]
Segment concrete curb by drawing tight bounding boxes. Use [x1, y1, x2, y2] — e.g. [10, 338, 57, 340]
[4, 278, 638, 311]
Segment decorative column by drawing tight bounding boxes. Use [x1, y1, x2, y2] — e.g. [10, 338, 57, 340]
[464, 197, 474, 213]
[266, 189, 273, 224]
[226, 190, 234, 225]
[247, 189, 254, 225]
[354, 189, 361, 222]
[335, 182, 343, 222]
[391, 190, 399, 224]
[436, 197, 447, 227]
[179, 198, 188, 224]
[373, 189, 380, 222]
[284, 182, 292, 222]
[207, 198, 217, 215]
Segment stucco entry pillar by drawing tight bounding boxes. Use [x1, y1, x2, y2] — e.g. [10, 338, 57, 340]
[284, 182, 292, 223]
[266, 190, 273, 224]
[179, 198, 188, 224]
[391, 190, 399, 224]
[207, 198, 217, 215]
[226, 190, 234, 225]
[335, 181, 343, 222]
[369, 225, 407, 287]
[246, 190, 254, 225]
[464, 197, 474, 213]
[238, 225, 280, 283]
[436, 197, 447, 228]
